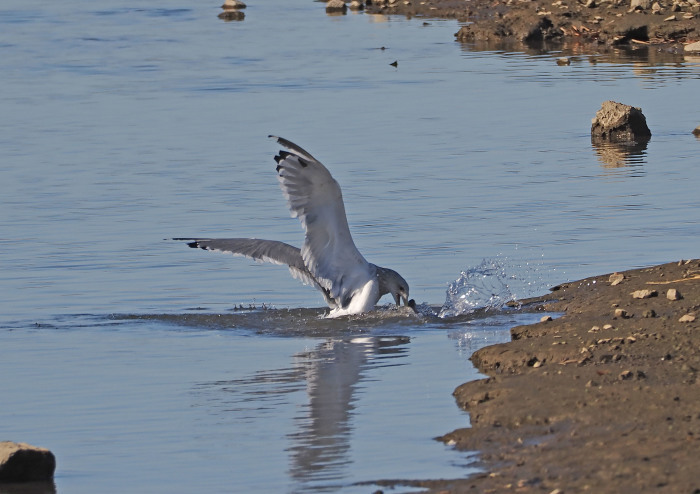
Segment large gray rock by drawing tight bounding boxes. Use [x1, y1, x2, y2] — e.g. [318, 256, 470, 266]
[0, 442, 56, 483]
[591, 101, 651, 142]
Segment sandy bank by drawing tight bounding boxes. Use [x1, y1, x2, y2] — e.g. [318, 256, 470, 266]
[375, 260, 699, 493]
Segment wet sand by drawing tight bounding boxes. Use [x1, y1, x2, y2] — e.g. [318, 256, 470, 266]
[375, 260, 700, 492]
[365, 0, 699, 49]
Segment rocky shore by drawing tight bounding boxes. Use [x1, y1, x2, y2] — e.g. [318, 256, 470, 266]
[362, 0, 699, 49]
[375, 260, 700, 493]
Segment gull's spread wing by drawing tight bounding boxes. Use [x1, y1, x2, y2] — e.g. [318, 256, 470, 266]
[175, 237, 317, 287]
[269, 136, 371, 306]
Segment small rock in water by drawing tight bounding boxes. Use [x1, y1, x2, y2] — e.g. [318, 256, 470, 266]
[666, 288, 682, 300]
[556, 57, 570, 65]
[222, 0, 246, 9]
[349, 0, 364, 9]
[631, 289, 657, 299]
[591, 101, 651, 142]
[541, 315, 553, 322]
[0, 441, 56, 482]
[692, 124, 700, 136]
[609, 272, 625, 286]
[679, 313, 696, 323]
[326, 0, 348, 13]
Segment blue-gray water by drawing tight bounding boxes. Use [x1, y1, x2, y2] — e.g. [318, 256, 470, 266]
[1, 0, 699, 492]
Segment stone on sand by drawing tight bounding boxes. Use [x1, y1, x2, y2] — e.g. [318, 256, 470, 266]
[666, 288, 682, 300]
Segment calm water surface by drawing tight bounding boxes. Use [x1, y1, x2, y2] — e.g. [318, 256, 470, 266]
[1, 0, 699, 492]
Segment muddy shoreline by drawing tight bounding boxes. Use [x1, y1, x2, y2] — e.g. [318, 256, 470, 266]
[375, 260, 700, 493]
[363, 0, 699, 51]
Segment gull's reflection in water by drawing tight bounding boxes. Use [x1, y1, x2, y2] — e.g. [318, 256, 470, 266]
[194, 334, 410, 492]
[287, 336, 409, 489]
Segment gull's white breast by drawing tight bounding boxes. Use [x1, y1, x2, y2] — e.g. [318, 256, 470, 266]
[326, 278, 379, 318]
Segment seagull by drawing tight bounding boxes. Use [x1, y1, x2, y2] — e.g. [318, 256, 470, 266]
[176, 136, 411, 318]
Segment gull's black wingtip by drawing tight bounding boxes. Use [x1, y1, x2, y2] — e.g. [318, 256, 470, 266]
[172, 238, 202, 249]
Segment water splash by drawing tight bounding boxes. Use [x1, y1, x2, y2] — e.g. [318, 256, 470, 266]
[438, 257, 550, 318]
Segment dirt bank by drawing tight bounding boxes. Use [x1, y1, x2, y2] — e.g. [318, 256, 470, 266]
[364, 0, 699, 49]
[375, 260, 700, 493]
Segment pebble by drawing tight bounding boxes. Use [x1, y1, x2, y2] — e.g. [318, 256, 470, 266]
[619, 370, 634, 380]
[609, 272, 625, 286]
[614, 308, 630, 319]
[556, 57, 571, 66]
[642, 309, 656, 318]
[632, 289, 657, 299]
[541, 315, 553, 322]
[666, 288, 682, 300]
[664, 14, 676, 20]
[679, 313, 696, 323]
[603, 324, 614, 330]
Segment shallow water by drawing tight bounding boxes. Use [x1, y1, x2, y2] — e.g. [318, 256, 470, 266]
[1, 0, 699, 492]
